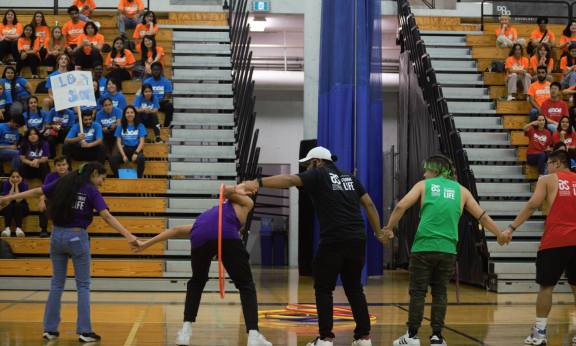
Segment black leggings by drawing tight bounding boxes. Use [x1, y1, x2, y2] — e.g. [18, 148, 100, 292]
[39, 47, 47, 63]
[142, 114, 161, 137]
[4, 201, 30, 228]
[16, 54, 41, 76]
[0, 40, 18, 62]
[17, 161, 51, 183]
[106, 68, 132, 81]
[109, 145, 145, 178]
[160, 100, 174, 127]
[184, 239, 259, 333]
[74, 49, 103, 69]
[45, 127, 71, 159]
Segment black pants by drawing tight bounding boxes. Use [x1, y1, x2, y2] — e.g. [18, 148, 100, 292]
[160, 100, 174, 127]
[109, 145, 145, 178]
[39, 47, 47, 63]
[101, 130, 116, 152]
[106, 68, 132, 82]
[142, 114, 160, 137]
[18, 161, 50, 182]
[74, 49, 103, 69]
[62, 142, 106, 168]
[39, 200, 50, 231]
[312, 238, 370, 340]
[0, 40, 18, 62]
[184, 239, 258, 332]
[45, 127, 71, 158]
[44, 54, 58, 68]
[4, 200, 30, 228]
[17, 54, 40, 75]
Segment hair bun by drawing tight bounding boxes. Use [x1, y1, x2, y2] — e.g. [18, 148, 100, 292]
[331, 155, 338, 162]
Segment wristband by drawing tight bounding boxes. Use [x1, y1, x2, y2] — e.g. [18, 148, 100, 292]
[257, 178, 263, 188]
[508, 224, 517, 231]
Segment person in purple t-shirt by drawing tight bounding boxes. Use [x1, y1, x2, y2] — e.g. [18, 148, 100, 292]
[38, 155, 69, 238]
[0, 161, 139, 343]
[0, 169, 29, 238]
[135, 184, 273, 346]
[18, 127, 51, 183]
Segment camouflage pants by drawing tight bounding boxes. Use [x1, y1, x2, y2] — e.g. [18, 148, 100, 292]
[407, 251, 456, 332]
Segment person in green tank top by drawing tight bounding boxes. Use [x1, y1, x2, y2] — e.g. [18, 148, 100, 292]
[383, 155, 510, 346]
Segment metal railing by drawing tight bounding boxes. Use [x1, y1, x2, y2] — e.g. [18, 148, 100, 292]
[480, 0, 572, 31]
[397, 0, 489, 265]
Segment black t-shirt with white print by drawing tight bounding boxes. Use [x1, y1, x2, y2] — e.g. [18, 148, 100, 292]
[296, 164, 368, 244]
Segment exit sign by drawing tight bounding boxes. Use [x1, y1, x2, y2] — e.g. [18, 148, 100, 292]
[253, 1, 270, 12]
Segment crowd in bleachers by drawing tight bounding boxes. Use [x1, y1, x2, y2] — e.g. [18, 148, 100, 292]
[0, 2, 174, 237]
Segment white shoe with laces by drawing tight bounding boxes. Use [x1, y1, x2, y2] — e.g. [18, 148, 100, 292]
[1, 228, 10, 237]
[393, 331, 421, 345]
[175, 328, 192, 346]
[306, 337, 333, 346]
[16, 227, 25, 237]
[247, 330, 272, 346]
[430, 335, 447, 345]
[352, 338, 371, 345]
[507, 95, 516, 101]
[525, 326, 546, 345]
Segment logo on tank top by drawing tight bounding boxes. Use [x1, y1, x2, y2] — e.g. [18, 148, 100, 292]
[431, 184, 441, 196]
[444, 188, 456, 200]
[559, 180, 571, 196]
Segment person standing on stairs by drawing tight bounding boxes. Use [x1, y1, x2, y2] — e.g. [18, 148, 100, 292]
[503, 149, 576, 346]
[505, 43, 531, 101]
[527, 66, 552, 130]
[143, 62, 173, 127]
[495, 15, 525, 48]
[525, 113, 553, 177]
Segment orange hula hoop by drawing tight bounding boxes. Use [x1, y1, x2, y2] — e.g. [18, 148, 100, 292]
[218, 183, 226, 299]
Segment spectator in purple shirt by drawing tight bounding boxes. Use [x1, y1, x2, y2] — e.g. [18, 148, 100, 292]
[0, 169, 29, 238]
[38, 155, 68, 238]
[0, 161, 139, 342]
[18, 127, 51, 183]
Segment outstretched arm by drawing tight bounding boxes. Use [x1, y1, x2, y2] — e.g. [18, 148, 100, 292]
[242, 175, 303, 194]
[0, 187, 44, 207]
[359, 193, 392, 244]
[99, 209, 138, 247]
[384, 181, 424, 230]
[135, 224, 192, 253]
[505, 175, 548, 242]
[461, 188, 509, 245]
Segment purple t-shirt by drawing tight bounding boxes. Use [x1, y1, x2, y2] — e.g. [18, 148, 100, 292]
[190, 200, 243, 249]
[42, 181, 108, 229]
[2, 181, 29, 206]
[18, 141, 50, 161]
[44, 171, 65, 185]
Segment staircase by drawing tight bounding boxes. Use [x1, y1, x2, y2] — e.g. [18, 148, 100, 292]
[420, 29, 569, 293]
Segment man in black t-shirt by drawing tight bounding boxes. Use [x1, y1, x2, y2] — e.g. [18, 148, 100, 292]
[241, 147, 393, 346]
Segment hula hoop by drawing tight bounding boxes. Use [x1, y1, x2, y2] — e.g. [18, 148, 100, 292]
[218, 183, 226, 299]
[258, 304, 377, 322]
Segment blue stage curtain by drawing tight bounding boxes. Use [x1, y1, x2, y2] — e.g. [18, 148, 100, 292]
[316, 0, 383, 280]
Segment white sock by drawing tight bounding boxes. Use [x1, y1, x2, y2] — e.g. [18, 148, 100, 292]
[183, 321, 192, 332]
[248, 330, 259, 337]
[536, 317, 547, 330]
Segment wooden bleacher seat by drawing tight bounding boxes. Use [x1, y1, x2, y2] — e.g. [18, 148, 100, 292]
[503, 115, 530, 129]
[0, 178, 167, 193]
[0, 259, 163, 277]
[468, 34, 563, 48]
[5, 216, 165, 234]
[473, 47, 562, 61]
[3, 237, 164, 255]
[525, 165, 539, 179]
[510, 131, 529, 145]
[24, 196, 165, 213]
[482, 23, 565, 38]
[518, 147, 527, 161]
[484, 72, 563, 86]
[496, 100, 574, 114]
[3, 160, 168, 176]
[0, 65, 172, 80]
[490, 86, 572, 101]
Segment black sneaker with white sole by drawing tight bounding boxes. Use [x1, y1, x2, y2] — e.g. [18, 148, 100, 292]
[43, 331, 60, 340]
[430, 335, 447, 345]
[79, 332, 101, 342]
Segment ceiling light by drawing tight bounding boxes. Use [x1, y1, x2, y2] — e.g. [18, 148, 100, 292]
[251, 18, 267, 32]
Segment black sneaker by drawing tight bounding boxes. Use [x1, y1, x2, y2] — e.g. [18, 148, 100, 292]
[39, 230, 49, 238]
[43, 331, 59, 340]
[430, 334, 447, 345]
[79, 332, 101, 342]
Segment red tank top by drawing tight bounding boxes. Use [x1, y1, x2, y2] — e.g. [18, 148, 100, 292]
[540, 171, 576, 250]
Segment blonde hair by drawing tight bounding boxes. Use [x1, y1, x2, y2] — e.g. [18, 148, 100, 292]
[500, 15, 511, 25]
[48, 26, 64, 54]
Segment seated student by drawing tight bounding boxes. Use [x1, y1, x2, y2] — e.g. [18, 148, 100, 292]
[72, 0, 97, 22]
[137, 35, 164, 82]
[133, 83, 163, 143]
[540, 82, 567, 134]
[22, 96, 48, 132]
[44, 27, 66, 73]
[37, 154, 68, 238]
[530, 44, 554, 83]
[43, 107, 76, 158]
[560, 44, 576, 89]
[505, 44, 531, 101]
[495, 15, 526, 48]
[527, 66, 552, 124]
[560, 20, 576, 58]
[0, 83, 12, 123]
[63, 6, 86, 65]
[531, 17, 557, 69]
[63, 110, 106, 168]
[42, 54, 70, 112]
[110, 106, 146, 178]
[0, 9, 22, 66]
[29, 11, 50, 64]
[116, 0, 145, 39]
[133, 11, 158, 45]
[144, 62, 173, 126]
[0, 114, 24, 176]
[1, 66, 34, 115]
[0, 168, 29, 237]
[553, 116, 576, 161]
[102, 78, 127, 109]
[75, 22, 104, 70]
[95, 97, 121, 149]
[16, 24, 41, 79]
[524, 113, 553, 177]
[18, 127, 50, 183]
[546, 142, 576, 174]
[105, 37, 136, 81]
[93, 61, 107, 94]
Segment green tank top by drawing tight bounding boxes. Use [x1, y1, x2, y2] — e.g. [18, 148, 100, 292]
[412, 177, 461, 254]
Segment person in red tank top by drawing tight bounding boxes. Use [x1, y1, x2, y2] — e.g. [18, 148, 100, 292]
[504, 150, 576, 345]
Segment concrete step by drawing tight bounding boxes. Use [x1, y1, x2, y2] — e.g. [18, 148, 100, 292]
[171, 113, 235, 126]
[168, 162, 237, 176]
[467, 148, 518, 162]
[436, 73, 483, 85]
[173, 56, 231, 68]
[441, 87, 489, 99]
[169, 129, 235, 142]
[168, 179, 237, 194]
[173, 97, 234, 110]
[471, 164, 526, 179]
[477, 182, 533, 197]
[487, 240, 540, 257]
[169, 145, 236, 159]
[421, 35, 467, 46]
[173, 69, 232, 81]
[460, 132, 508, 145]
[173, 83, 233, 95]
[454, 116, 502, 129]
[173, 31, 230, 42]
[173, 43, 231, 54]
[426, 47, 471, 59]
[490, 260, 539, 274]
[447, 101, 496, 114]
[481, 201, 541, 216]
[166, 198, 220, 213]
[432, 60, 477, 72]
[486, 220, 544, 237]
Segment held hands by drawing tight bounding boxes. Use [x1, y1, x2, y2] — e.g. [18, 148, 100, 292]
[376, 227, 395, 245]
[125, 234, 139, 251]
[132, 240, 149, 253]
[497, 230, 512, 246]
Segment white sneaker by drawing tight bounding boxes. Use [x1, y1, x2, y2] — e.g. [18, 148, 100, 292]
[307, 337, 333, 346]
[430, 335, 447, 345]
[1, 228, 10, 237]
[507, 95, 516, 101]
[135, 89, 142, 96]
[16, 228, 25, 237]
[352, 338, 371, 345]
[525, 326, 546, 345]
[175, 329, 192, 346]
[94, 22, 101, 28]
[247, 330, 272, 346]
[570, 96, 574, 103]
[393, 331, 421, 346]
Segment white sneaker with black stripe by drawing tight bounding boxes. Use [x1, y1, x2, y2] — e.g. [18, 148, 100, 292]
[42, 331, 59, 340]
[79, 332, 101, 342]
[430, 334, 447, 345]
[393, 331, 420, 345]
[525, 326, 546, 345]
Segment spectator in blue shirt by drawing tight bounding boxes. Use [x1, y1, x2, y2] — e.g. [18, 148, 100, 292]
[22, 96, 48, 132]
[44, 108, 76, 158]
[102, 78, 127, 109]
[93, 61, 107, 95]
[0, 83, 13, 123]
[1, 66, 34, 116]
[0, 114, 25, 176]
[62, 110, 106, 168]
[42, 54, 71, 113]
[133, 83, 163, 143]
[143, 62, 173, 126]
[109, 105, 146, 178]
[94, 97, 121, 149]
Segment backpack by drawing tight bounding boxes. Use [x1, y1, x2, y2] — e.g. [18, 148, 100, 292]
[132, 64, 145, 81]
[0, 239, 15, 259]
[35, 81, 48, 94]
[101, 43, 111, 53]
[490, 59, 506, 73]
[123, 40, 137, 53]
[527, 29, 547, 56]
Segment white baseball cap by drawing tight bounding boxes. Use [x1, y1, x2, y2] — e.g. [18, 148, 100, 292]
[299, 146, 338, 166]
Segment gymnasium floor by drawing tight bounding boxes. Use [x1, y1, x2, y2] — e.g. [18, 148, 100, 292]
[1, 269, 574, 345]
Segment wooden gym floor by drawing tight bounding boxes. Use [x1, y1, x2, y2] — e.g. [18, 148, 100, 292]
[0, 269, 575, 345]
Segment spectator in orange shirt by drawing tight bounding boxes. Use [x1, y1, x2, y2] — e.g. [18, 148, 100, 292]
[505, 43, 531, 101]
[531, 17, 557, 70]
[74, 22, 104, 70]
[105, 37, 136, 81]
[16, 25, 41, 79]
[116, 0, 145, 39]
[560, 20, 576, 57]
[137, 35, 164, 82]
[29, 11, 50, 64]
[133, 11, 157, 45]
[560, 44, 576, 89]
[44, 26, 67, 73]
[63, 6, 86, 66]
[528, 66, 552, 124]
[72, 0, 97, 22]
[496, 15, 526, 48]
[0, 9, 23, 66]
[530, 43, 554, 83]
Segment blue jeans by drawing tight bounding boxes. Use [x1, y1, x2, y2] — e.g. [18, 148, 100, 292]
[79, 14, 89, 22]
[527, 152, 550, 175]
[43, 226, 92, 333]
[529, 109, 557, 134]
[561, 71, 576, 88]
[0, 148, 20, 172]
[116, 15, 142, 36]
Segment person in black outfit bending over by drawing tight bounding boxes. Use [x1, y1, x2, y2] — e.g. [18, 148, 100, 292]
[241, 146, 393, 346]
